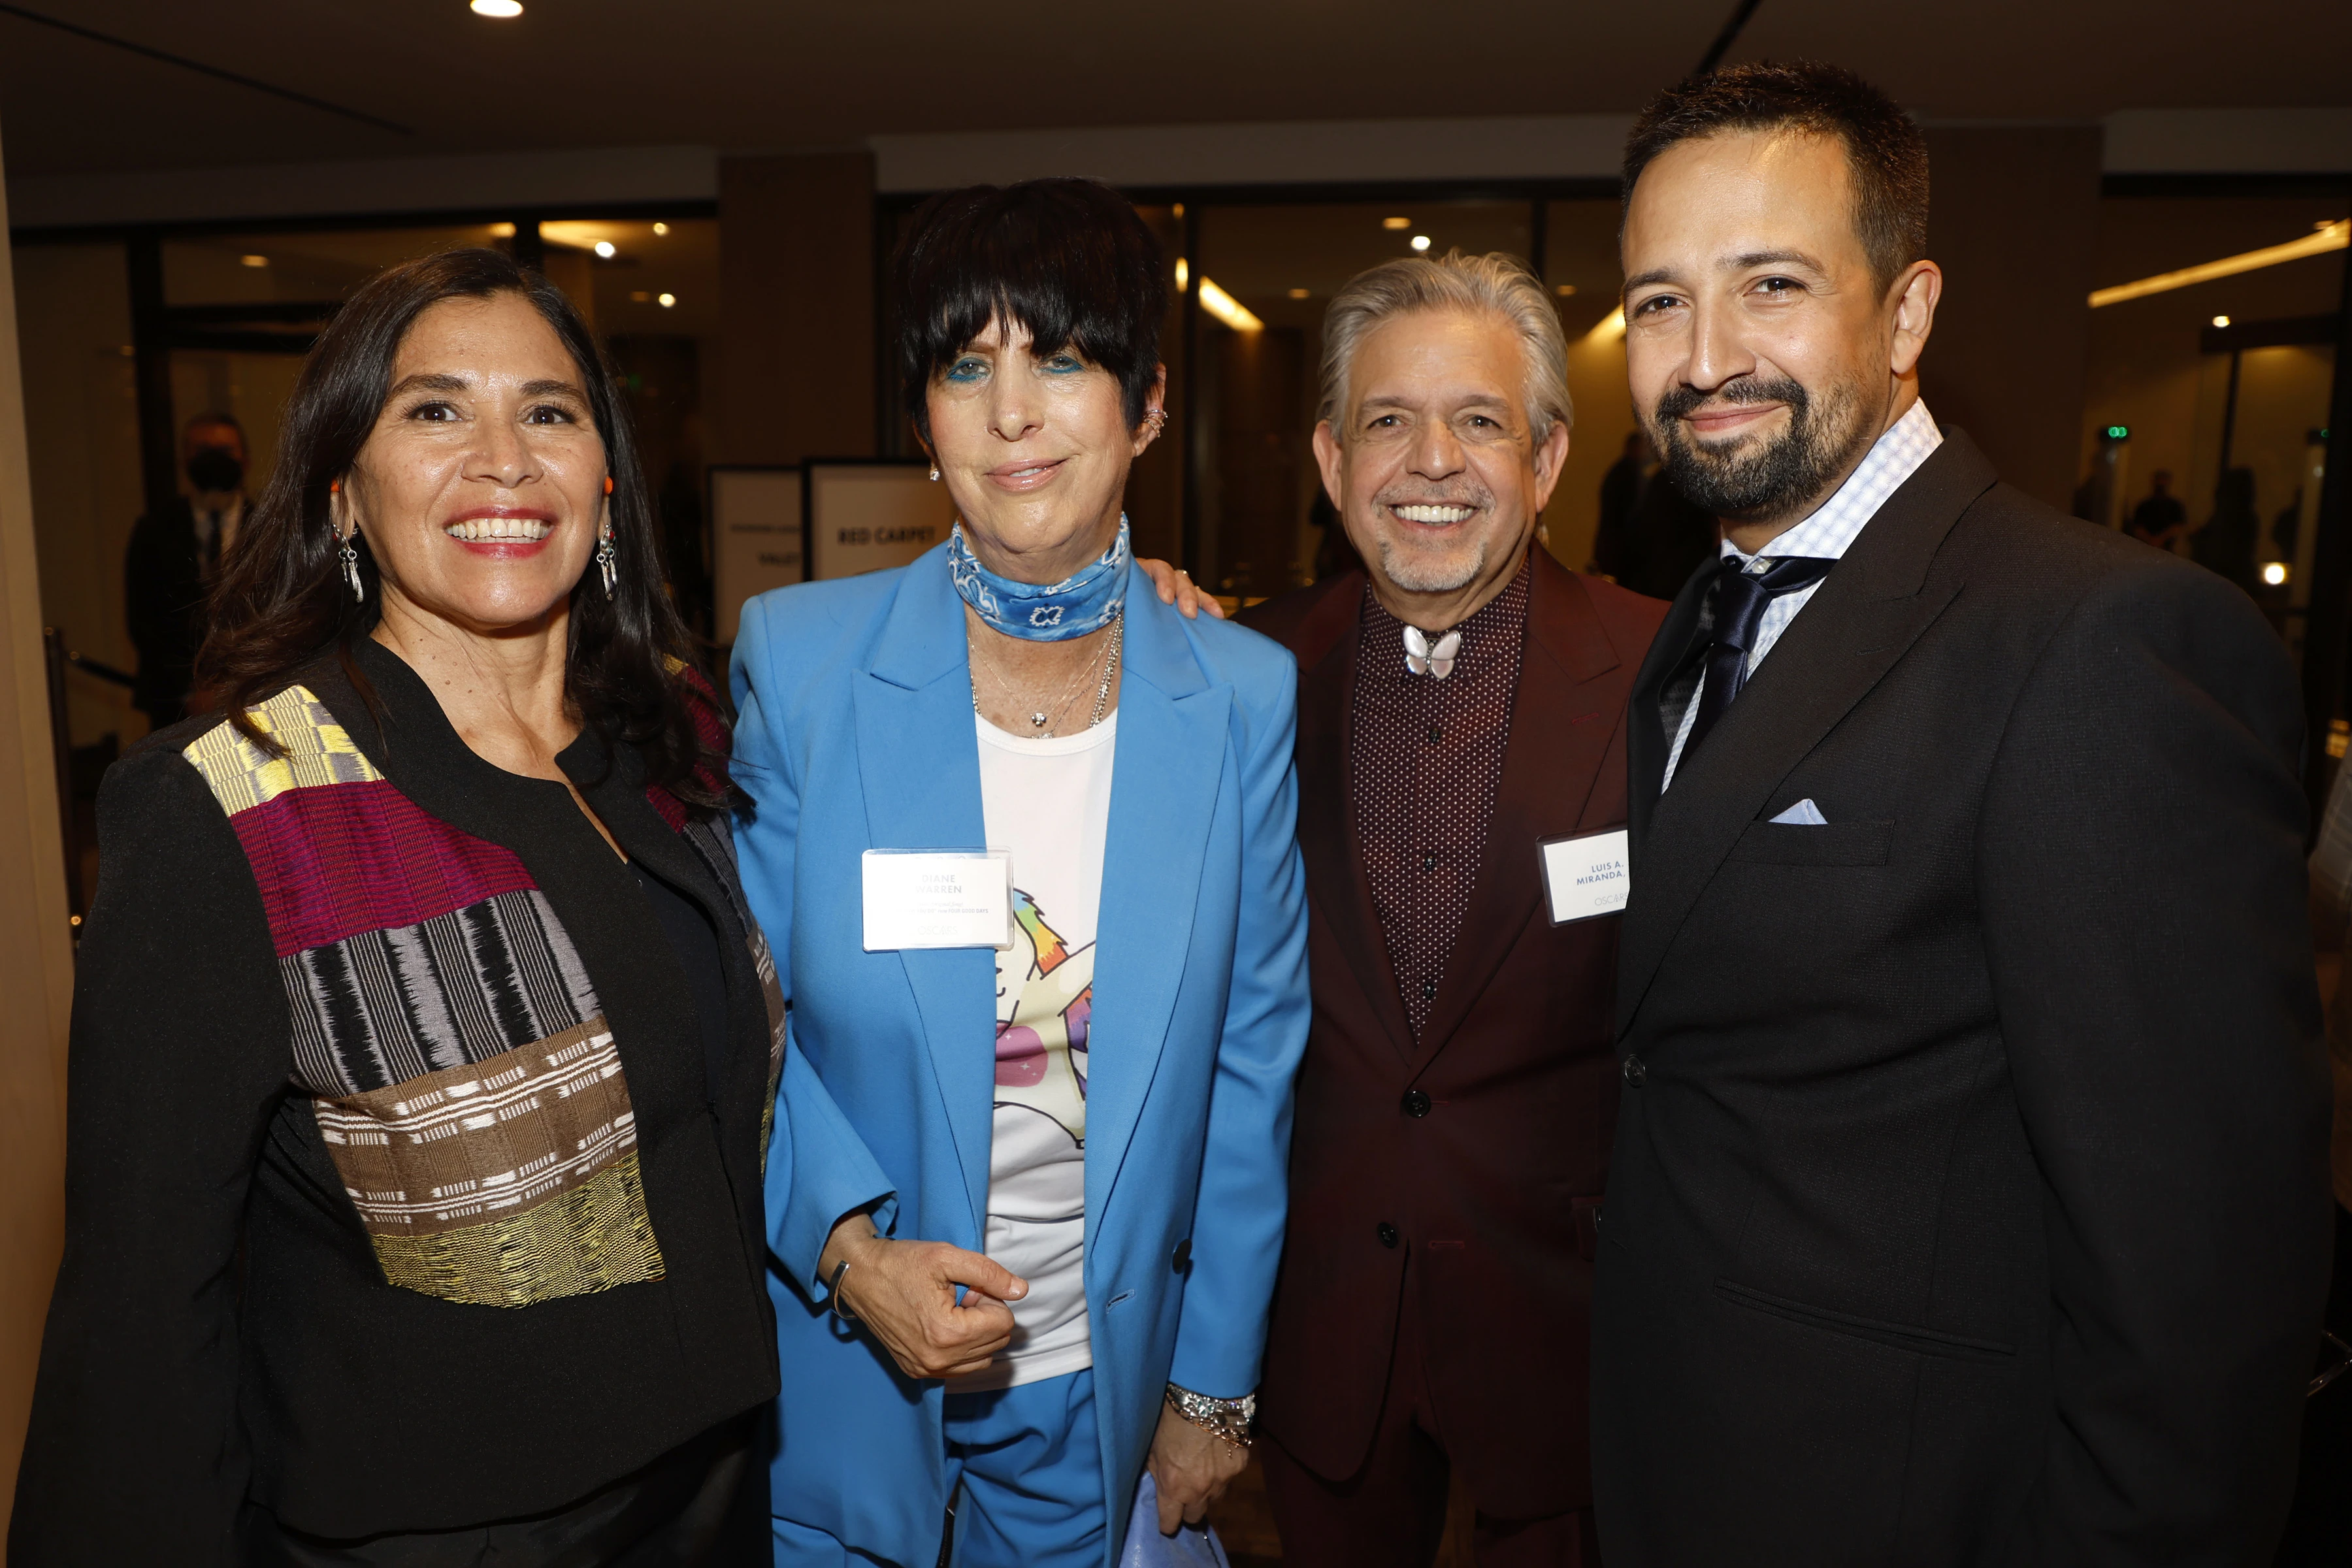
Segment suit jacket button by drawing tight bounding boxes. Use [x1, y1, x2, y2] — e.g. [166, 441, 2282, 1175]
[1402, 1090, 1431, 1117]
[1622, 1054, 1646, 1087]
[1377, 1222, 1400, 1249]
[1171, 1239, 1191, 1273]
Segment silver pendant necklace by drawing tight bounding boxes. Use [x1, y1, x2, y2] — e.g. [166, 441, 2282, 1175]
[971, 615, 1124, 737]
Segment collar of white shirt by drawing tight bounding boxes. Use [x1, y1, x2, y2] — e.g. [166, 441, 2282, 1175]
[1717, 397, 1943, 569]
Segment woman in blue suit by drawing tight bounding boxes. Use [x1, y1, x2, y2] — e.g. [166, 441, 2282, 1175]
[732, 178, 1311, 1568]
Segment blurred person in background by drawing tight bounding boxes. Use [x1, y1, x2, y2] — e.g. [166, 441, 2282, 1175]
[1595, 61, 2326, 1564]
[2279, 768, 2352, 1563]
[1234, 252, 1666, 1568]
[125, 412, 249, 730]
[734, 178, 1309, 1568]
[2125, 467, 2186, 549]
[16, 249, 787, 1565]
[1590, 429, 1648, 581]
[2193, 464, 2262, 591]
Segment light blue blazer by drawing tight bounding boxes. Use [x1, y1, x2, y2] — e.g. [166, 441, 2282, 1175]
[731, 543, 1311, 1568]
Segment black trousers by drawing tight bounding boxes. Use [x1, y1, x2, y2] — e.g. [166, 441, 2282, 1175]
[2274, 1203, 2352, 1565]
[240, 1412, 768, 1567]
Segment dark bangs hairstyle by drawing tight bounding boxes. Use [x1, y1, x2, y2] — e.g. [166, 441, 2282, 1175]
[1623, 60, 1931, 297]
[894, 178, 1168, 445]
[196, 247, 737, 817]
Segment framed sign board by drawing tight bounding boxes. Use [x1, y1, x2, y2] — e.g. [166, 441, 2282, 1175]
[710, 465, 802, 644]
[806, 460, 955, 581]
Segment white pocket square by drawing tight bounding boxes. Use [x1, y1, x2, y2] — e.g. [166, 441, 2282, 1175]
[1769, 798, 1829, 826]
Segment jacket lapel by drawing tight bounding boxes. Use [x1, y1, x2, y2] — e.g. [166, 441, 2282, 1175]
[1614, 433, 2001, 1037]
[1626, 563, 1716, 849]
[1412, 554, 1625, 1067]
[1290, 578, 1418, 1062]
[1088, 574, 1230, 1222]
[851, 550, 997, 1237]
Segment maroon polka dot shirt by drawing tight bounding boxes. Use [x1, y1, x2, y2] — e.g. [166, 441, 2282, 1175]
[1350, 556, 1531, 1039]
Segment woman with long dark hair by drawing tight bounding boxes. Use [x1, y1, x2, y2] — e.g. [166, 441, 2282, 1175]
[13, 249, 792, 1565]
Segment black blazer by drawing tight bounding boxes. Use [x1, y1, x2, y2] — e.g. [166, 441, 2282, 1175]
[12, 643, 781, 1560]
[123, 495, 211, 721]
[1590, 431, 2332, 1565]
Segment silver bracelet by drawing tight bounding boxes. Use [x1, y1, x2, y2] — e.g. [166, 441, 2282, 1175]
[1165, 1384, 1256, 1448]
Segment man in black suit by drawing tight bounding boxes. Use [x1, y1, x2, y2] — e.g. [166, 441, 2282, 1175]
[124, 412, 248, 731]
[1589, 61, 2332, 1565]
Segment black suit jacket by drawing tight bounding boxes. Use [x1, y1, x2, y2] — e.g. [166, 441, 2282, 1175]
[1590, 431, 2332, 1565]
[125, 495, 214, 723]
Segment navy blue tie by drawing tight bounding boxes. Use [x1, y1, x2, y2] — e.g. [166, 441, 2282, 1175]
[1682, 554, 1838, 759]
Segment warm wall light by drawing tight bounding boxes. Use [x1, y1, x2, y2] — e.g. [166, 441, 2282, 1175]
[489, 221, 515, 238]
[1582, 306, 1627, 345]
[470, 0, 523, 15]
[1287, 287, 1310, 299]
[651, 222, 669, 236]
[657, 293, 677, 308]
[239, 254, 268, 268]
[1410, 235, 1432, 253]
[1382, 216, 1412, 231]
[1555, 283, 1576, 297]
[594, 240, 616, 259]
[2212, 314, 2231, 327]
[1175, 257, 1190, 293]
[2262, 561, 2291, 586]
[630, 291, 651, 303]
[1196, 278, 1262, 332]
[2090, 219, 2349, 307]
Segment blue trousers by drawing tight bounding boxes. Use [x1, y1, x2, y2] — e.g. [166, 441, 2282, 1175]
[772, 1369, 1105, 1568]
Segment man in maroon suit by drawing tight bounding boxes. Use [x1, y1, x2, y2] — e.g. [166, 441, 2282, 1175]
[1235, 252, 1667, 1566]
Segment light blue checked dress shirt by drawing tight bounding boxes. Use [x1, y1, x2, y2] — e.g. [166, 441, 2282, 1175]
[1663, 399, 1944, 790]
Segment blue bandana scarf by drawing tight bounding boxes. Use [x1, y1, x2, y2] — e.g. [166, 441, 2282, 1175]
[949, 516, 1131, 642]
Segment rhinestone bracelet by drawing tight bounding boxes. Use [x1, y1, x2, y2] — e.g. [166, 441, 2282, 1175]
[1165, 1383, 1256, 1449]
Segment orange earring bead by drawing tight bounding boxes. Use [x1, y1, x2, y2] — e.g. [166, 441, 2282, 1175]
[603, 476, 614, 495]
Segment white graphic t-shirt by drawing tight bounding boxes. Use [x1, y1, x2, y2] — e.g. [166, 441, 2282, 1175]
[964, 710, 1117, 1390]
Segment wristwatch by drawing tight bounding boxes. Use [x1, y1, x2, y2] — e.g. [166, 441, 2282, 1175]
[1165, 1383, 1256, 1448]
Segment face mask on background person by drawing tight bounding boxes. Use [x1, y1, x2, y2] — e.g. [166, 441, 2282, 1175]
[186, 447, 244, 495]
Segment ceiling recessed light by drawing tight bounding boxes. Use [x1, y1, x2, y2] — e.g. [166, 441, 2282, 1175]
[239, 254, 269, 268]
[1410, 235, 1432, 253]
[1287, 287, 1310, 299]
[2212, 314, 2230, 327]
[657, 293, 677, 308]
[470, 0, 523, 16]
[652, 222, 669, 236]
[1555, 283, 1576, 297]
[594, 240, 616, 259]
[1382, 217, 1412, 231]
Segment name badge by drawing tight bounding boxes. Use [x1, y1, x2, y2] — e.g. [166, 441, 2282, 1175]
[1539, 829, 1630, 924]
[861, 849, 1013, 951]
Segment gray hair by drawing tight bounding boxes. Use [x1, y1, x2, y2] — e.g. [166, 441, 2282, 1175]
[1316, 250, 1573, 439]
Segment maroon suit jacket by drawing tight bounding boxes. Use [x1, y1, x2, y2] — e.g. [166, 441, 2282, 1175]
[1241, 549, 1667, 1517]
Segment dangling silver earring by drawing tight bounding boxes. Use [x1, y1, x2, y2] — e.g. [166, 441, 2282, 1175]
[928, 465, 941, 482]
[340, 531, 364, 601]
[596, 524, 617, 600]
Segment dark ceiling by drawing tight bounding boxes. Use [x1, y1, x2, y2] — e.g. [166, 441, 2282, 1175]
[3, 0, 2347, 180]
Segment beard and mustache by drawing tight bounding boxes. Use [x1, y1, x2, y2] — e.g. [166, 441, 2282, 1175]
[1648, 372, 1872, 523]
[1364, 478, 1501, 594]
